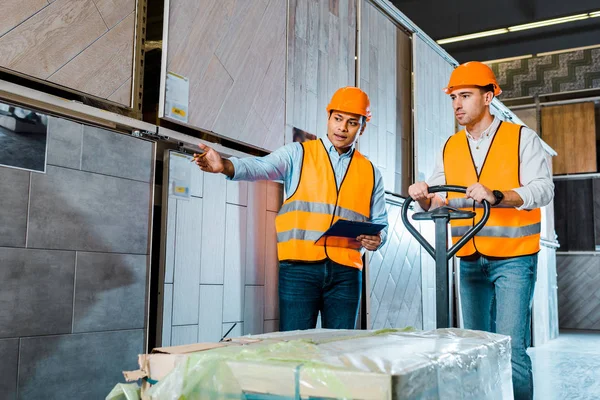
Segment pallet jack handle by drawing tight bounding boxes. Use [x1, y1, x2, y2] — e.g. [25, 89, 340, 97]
[401, 185, 491, 328]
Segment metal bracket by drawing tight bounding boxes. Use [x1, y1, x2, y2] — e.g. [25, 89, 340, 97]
[131, 129, 169, 142]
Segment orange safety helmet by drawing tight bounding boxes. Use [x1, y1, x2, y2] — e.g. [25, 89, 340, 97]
[443, 61, 502, 96]
[326, 87, 372, 122]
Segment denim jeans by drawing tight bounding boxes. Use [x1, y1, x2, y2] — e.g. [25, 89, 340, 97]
[278, 260, 362, 331]
[459, 254, 537, 400]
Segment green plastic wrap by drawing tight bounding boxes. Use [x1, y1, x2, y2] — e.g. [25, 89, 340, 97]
[147, 340, 365, 399]
[106, 383, 141, 400]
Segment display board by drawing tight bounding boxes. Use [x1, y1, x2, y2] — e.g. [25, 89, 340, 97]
[0, 0, 137, 107]
[160, 0, 286, 151]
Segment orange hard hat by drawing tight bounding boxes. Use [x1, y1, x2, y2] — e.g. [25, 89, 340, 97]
[443, 61, 502, 96]
[326, 87, 372, 122]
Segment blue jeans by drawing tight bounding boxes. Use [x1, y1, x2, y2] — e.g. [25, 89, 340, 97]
[460, 254, 537, 400]
[278, 260, 362, 331]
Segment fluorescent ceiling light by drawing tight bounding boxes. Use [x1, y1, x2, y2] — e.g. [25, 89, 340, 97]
[437, 10, 600, 45]
[537, 44, 600, 57]
[483, 54, 533, 64]
[508, 14, 589, 32]
[437, 28, 508, 45]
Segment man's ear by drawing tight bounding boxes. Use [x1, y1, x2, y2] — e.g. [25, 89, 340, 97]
[485, 92, 494, 105]
[359, 123, 366, 136]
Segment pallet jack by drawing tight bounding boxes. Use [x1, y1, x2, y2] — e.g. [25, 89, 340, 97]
[401, 185, 491, 328]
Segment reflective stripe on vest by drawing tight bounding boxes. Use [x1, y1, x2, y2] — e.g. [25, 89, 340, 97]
[277, 229, 323, 243]
[443, 121, 541, 257]
[274, 139, 375, 269]
[451, 223, 541, 239]
[279, 200, 369, 222]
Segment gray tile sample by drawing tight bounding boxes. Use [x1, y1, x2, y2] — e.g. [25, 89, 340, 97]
[18, 330, 144, 400]
[0, 338, 18, 400]
[198, 285, 224, 342]
[0, 247, 75, 338]
[0, 167, 29, 247]
[81, 125, 153, 182]
[46, 117, 83, 169]
[73, 252, 148, 332]
[28, 166, 150, 254]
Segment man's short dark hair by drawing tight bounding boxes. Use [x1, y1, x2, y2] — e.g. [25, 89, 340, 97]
[329, 110, 367, 125]
[479, 84, 495, 95]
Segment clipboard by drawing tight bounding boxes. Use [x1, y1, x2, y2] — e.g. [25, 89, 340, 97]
[314, 220, 386, 249]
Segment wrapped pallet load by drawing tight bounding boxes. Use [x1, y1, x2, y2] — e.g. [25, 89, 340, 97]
[108, 328, 513, 400]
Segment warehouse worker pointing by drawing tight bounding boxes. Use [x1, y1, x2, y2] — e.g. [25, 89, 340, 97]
[195, 87, 388, 331]
[408, 62, 553, 400]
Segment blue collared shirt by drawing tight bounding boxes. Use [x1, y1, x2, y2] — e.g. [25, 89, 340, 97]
[228, 135, 388, 246]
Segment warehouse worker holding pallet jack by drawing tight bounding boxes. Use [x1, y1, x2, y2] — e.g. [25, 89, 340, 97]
[194, 87, 388, 332]
[408, 61, 554, 400]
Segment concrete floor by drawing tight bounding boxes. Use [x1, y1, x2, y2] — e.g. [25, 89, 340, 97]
[530, 330, 600, 399]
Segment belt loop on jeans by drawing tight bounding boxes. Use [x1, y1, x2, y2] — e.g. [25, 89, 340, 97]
[460, 253, 482, 262]
[460, 252, 511, 262]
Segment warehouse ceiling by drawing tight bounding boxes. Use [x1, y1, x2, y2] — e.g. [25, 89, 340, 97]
[391, 0, 600, 62]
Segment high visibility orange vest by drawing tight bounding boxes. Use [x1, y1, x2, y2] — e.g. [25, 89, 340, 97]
[275, 139, 375, 269]
[444, 121, 541, 258]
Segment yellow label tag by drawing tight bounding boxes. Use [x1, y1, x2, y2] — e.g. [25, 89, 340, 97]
[172, 107, 186, 117]
[174, 186, 186, 193]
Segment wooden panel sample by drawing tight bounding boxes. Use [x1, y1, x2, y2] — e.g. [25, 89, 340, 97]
[200, 173, 227, 284]
[172, 197, 203, 325]
[513, 108, 538, 132]
[244, 286, 265, 335]
[264, 211, 279, 320]
[171, 325, 199, 346]
[245, 181, 267, 285]
[222, 322, 243, 339]
[108, 78, 132, 106]
[553, 178, 595, 251]
[0, 0, 107, 79]
[565, 179, 595, 251]
[541, 103, 596, 175]
[161, 284, 173, 346]
[198, 285, 224, 342]
[266, 181, 283, 212]
[93, 0, 135, 29]
[413, 36, 456, 182]
[164, 0, 286, 151]
[160, 151, 283, 343]
[557, 255, 600, 330]
[187, 56, 234, 133]
[49, 12, 135, 100]
[286, 0, 356, 144]
[163, 197, 177, 283]
[0, 0, 136, 107]
[358, 1, 412, 194]
[264, 319, 279, 333]
[223, 204, 247, 322]
[0, 0, 48, 37]
[368, 199, 423, 330]
[226, 180, 249, 207]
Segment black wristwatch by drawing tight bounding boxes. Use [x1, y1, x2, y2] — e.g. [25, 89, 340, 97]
[492, 190, 504, 206]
